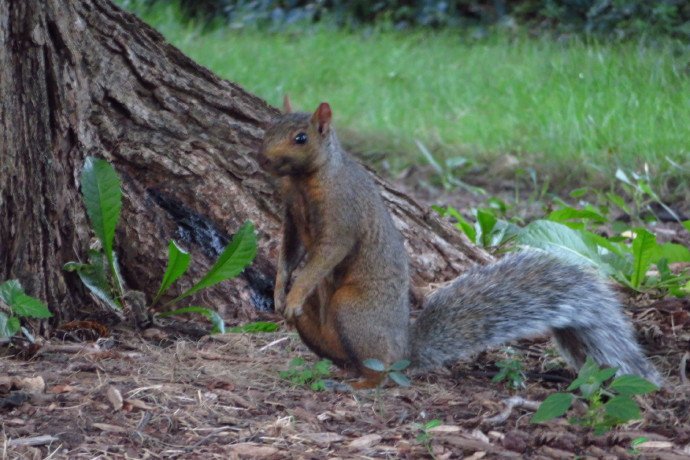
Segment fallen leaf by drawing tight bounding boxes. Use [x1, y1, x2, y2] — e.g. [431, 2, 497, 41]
[106, 386, 123, 411]
[348, 433, 382, 449]
[92, 423, 128, 433]
[297, 432, 345, 447]
[48, 384, 76, 394]
[427, 425, 461, 434]
[637, 441, 674, 449]
[15, 376, 45, 394]
[123, 398, 153, 411]
[228, 443, 279, 458]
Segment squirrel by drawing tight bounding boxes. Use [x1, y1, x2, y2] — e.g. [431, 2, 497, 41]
[257, 98, 663, 389]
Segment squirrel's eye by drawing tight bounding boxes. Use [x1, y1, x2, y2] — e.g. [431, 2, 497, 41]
[294, 132, 308, 145]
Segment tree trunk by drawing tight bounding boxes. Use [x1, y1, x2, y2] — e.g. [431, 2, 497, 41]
[0, 0, 490, 325]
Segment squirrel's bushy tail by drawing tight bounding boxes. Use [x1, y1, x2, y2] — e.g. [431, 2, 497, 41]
[410, 251, 663, 386]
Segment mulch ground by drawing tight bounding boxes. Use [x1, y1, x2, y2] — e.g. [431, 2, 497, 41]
[2, 293, 690, 459]
[3, 175, 689, 459]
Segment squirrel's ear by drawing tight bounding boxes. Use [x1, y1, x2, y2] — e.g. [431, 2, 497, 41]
[283, 94, 293, 113]
[311, 102, 332, 135]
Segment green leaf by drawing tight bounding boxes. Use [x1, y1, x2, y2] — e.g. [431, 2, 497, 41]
[592, 367, 618, 384]
[158, 306, 225, 334]
[531, 393, 574, 423]
[437, 205, 476, 243]
[154, 240, 191, 304]
[63, 251, 122, 311]
[0, 280, 51, 319]
[609, 375, 658, 396]
[631, 228, 656, 289]
[548, 207, 607, 224]
[475, 209, 497, 247]
[682, 220, 690, 234]
[0, 312, 21, 338]
[362, 358, 386, 372]
[569, 187, 589, 198]
[175, 221, 257, 301]
[516, 220, 613, 274]
[227, 321, 280, 333]
[567, 357, 600, 391]
[653, 243, 690, 264]
[424, 419, 442, 430]
[81, 157, 122, 276]
[389, 371, 411, 387]
[606, 193, 631, 215]
[9, 293, 52, 319]
[389, 359, 411, 371]
[604, 395, 641, 422]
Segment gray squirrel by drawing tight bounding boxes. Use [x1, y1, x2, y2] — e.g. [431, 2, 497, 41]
[258, 99, 663, 388]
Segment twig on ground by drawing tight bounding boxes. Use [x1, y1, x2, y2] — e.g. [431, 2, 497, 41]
[485, 396, 541, 425]
[259, 337, 289, 352]
[8, 435, 60, 447]
[680, 352, 689, 385]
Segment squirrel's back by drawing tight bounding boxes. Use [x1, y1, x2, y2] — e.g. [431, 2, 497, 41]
[411, 251, 663, 385]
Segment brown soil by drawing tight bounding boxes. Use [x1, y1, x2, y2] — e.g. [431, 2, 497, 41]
[2, 292, 689, 459]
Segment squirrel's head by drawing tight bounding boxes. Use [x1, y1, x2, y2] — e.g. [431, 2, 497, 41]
[258, 100, 333, 176]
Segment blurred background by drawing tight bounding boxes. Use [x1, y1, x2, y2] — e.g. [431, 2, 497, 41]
[116, 0, 689, 202]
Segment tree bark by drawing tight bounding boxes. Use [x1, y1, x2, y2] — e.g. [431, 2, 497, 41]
[0, 0, 490, 325]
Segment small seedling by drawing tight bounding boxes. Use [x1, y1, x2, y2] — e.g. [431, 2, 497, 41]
[362, 358, 412, 387]
[531, 357, 658, 435]
[414, 419, 442, 458]
[629, 436, 649, 455]
[65, 157, 257, 333]
[492, 355, 526, 389]
[280, 357, 333, 391]
[0, 279, 52, 340]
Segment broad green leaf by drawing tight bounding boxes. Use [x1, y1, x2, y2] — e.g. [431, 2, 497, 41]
[547, 207, 607, 224]
[569, 187, 589, 198]
[435, 205, 477, 243]
[389, 371, 411, 387]
[389, 359, 411, 371]
[631, 228, 656, 289]
[9, 293, 51, 319]
[475, 209, 497, 247]
[154, 240, 191, 304]
[531, 393, 574, 423]
[424, 419, 442, 430]
[228, 321, 279, 333]
[158, 306, 225, 334]
[653, 243, 690, 264]
[609, 375, 658, 396]
[567, 357, 599, 391]
[516, 220, 613, 274]
[362, 358, 386, 372]
[81, 157, 122, 274]
[604, 395, 641, 422]
[606, 193, 631, 215]
[63, 251, 121, 311]
[176, 221, 257, 301]
[0, 279, 23, 305]
[0, 312, 20, 338]
[0, 280, 51, 318]
[592, 367, 618, 384]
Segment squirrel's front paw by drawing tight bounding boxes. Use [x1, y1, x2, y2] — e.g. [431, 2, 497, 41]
[283, 302, 304, 322]
[273, 289, 287, 314]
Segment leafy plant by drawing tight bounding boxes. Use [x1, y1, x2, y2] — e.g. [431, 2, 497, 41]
[414, 418, 442, 458]
[492, 355, 526, 390]
[280, 357, 333, 391]
[531, 358, 658, 435]
[65, 156, 257, 332]
[362, 358, 412, 387]
[0, 280, 52, 340]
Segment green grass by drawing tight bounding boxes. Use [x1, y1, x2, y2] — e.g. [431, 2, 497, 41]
[119, 1, 690, 193]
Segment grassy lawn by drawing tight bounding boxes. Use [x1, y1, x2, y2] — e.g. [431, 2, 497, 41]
[120, 2, 689, 195]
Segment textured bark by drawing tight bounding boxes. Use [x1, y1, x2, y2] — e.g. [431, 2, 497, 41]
[0, 0, 490, 325]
